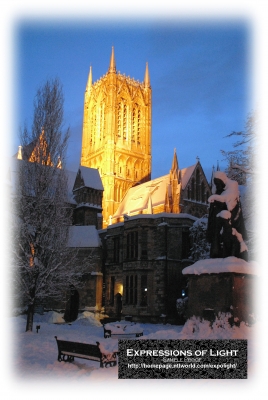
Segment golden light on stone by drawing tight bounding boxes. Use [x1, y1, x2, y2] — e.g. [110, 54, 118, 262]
[81, 47, 152, 228]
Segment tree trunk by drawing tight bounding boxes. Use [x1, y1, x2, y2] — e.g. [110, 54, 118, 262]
[26, 303, 34, 332]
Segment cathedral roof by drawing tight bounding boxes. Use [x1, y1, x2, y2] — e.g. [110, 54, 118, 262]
[113, 174, 172, 218]
[180, 164, 197, 189]
[112, 163, 199, 219]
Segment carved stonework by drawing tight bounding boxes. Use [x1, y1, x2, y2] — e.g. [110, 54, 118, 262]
[81, 48, 152, 228]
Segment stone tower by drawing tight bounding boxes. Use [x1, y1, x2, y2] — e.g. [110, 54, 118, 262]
[81, 47, 152, 228]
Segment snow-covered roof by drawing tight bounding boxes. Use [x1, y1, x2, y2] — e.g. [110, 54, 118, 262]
[181, 163, 197, 189]
[75, 166, 104, 191]
[182, 257, 259, 276]
[112, 162, 199, 218]
[113, 174, 173, 217]
[68, 225, 101, 248]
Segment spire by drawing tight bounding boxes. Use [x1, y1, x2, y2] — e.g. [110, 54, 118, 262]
[170, 148, 180, 181]
[86, 65, 92, 91]
[108, 46, 116, 73]
[144, 62, 150, 88]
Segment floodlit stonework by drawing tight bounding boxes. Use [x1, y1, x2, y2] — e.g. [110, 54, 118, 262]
[81, 47, 152, 227]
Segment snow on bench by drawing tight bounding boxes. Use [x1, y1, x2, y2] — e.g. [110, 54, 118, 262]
[54, 336, 117, 367]
[102, 321, 143, 338]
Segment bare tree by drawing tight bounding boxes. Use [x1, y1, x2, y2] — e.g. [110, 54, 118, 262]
[221, 111, 256, 184]
[221, 111, 257, 260]
[12, 78, 89, 331]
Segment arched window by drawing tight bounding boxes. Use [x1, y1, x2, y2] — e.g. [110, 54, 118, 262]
[123, 104, 127, 139]
[117, 102, 122, 137]
[191, 178, 195, 200]
[100, 101, 105, 139]
[196, 170, 200, 202]
[201, 181, 205, 203]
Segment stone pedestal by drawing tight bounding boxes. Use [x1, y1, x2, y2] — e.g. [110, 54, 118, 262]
[182, 258, 257, 325]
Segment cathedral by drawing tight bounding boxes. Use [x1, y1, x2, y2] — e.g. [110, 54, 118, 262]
[80, 48, 210, 228]
[13, 48, 212, 322]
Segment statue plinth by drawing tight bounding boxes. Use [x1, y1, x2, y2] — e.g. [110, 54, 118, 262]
[182, 257, 258, 325]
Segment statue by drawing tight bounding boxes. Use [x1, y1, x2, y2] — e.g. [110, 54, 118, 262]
[206, 171, 248, 260]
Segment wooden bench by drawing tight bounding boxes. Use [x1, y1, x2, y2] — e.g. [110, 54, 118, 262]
[54, 336, 117, 368]
[103, 322, 143, 339]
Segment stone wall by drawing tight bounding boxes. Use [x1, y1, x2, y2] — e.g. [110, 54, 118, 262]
[100, 213, 195, 322]
[186, 272, 255, 324]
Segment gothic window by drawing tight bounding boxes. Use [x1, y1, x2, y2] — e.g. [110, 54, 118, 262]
[90, 106, 95, 145]
[131, 103, 141, 144]
[140, 275, 148, 306]
[141, 229, 148, 259]
[125, 275, 137, 305]
[113, 236, 120, 263]
[97, 102, 105, 140]
[196, 170, 200, 201]
[137, 108, 141, 143]
[93, 106, 97, 143]
[117, 102, 122, 137]
[123, 104, 127, 139]
[132, 107, 136, 142]
[134, 275, 138, 304]
[191, 178, 195, 200]
[181, 228, 191, 259]
[187, 185, 190, 199]
[126, 231, 138, 260]
[134, 162, 140, 181]
[100, 102, 105, 139]
[201, 181, 205, 203]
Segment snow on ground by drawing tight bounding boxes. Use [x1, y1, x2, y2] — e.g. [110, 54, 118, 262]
[3, 309, 265, 399]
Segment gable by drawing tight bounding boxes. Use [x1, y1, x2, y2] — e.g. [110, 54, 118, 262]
[73, 166, 104, 192]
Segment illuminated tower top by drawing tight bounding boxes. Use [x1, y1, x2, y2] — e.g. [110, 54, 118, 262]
[81, 48, 152, 228]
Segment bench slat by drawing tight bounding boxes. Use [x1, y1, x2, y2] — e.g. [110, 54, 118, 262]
[61, 351, 101, 361]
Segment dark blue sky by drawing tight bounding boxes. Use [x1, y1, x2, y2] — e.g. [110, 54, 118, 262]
[14, 18, 251, 181]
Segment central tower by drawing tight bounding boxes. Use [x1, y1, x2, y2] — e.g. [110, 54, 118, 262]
[81, 47, 152, 228]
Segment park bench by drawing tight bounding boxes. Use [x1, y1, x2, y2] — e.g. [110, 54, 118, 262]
[54, 336, 117, 367]
[103, 321, 143, 338]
